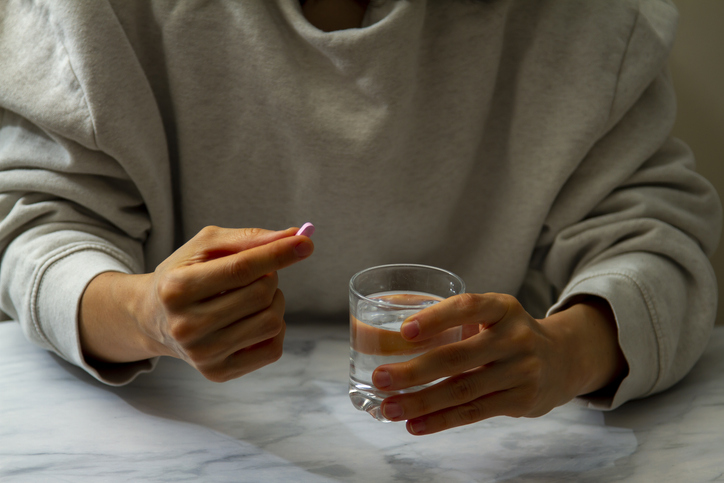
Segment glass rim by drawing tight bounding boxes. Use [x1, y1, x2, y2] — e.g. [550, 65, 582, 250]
[349, 263, 466, 310]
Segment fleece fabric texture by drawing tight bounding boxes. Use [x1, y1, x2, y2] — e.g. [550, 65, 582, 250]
[0, 0, 720, 408]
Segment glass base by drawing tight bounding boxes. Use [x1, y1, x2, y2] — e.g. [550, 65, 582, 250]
[349, 380, 392, 422]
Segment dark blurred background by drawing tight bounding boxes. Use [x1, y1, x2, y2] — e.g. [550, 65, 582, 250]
[669, 0, 724, 324]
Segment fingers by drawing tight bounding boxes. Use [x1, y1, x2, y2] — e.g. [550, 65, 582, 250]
[181, 289, 287, 381]
[372, 294, 519, 395]
[195, 272, 280, 331]
[217, 288, 286, 355]
[372, 295, 572, 435]
[379, 360, 544, 436]
[400, 293, 516, 341]
[201, 232, 313, 296]
[183, 226, 298, 258]
[220, 325, 287, 381]
[147, 226, 309, 383]
[161, 230, 314, 303]
[372, 331, 501, 390]
[201, 323, 287, 382]
[379, 362, 516, 424]
[405, 389, 523, 436]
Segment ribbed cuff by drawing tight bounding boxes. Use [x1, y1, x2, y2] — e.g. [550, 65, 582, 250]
[32, 245, 158, 385]
[547, 269, 659, 410]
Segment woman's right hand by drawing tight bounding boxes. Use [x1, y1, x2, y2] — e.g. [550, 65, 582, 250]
[79, 226, 314, 382]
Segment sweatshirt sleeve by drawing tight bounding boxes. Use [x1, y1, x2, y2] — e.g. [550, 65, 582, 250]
[539, 3, 722, 409]
[0, 2, 170, 385]
[0, 110, 159, 385]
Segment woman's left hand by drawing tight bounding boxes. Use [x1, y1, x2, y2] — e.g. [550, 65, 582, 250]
[371, 293, 627, 435]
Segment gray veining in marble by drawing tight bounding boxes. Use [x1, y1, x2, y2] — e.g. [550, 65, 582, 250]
[1, 320, 723, 482]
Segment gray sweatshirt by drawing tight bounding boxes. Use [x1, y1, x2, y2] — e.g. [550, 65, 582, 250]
[0, 0, 720, 409]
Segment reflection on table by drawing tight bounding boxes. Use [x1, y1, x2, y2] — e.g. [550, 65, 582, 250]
[1, 321, 723, 482]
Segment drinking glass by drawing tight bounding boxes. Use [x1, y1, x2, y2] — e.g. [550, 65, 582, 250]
[349, 264, 466, 422]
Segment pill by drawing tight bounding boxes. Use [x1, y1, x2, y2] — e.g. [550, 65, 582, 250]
[295, 222, 315, 237]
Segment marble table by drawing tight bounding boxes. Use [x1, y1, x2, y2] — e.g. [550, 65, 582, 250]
[1, 320, 723, 482]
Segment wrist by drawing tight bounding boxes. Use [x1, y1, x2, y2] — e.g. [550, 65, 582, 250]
[544, 296, 628, 398]
[79, 271, 162, 363]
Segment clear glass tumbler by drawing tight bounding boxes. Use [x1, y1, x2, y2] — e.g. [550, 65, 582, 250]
[348, 264, 466, 422]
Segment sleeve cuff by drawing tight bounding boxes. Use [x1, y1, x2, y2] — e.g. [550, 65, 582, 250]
[32, 245, 158, 386]
[547, 267, 660, 410]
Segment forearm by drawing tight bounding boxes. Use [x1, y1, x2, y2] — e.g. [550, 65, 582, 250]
[544, 296, 628, 397]
[79, 271, 163, 364]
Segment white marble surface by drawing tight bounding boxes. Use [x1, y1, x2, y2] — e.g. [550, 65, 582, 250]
[1, 320, 723, 482]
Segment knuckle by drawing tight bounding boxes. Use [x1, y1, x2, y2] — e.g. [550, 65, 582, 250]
[528, 403, 552, 418]
[267, 341, 284, 363]
[523, 384, 539, 405]
[491, 293, 522, 318]
[244, 227, 264, 239]
[448, 376, 477, 404]
[521, 356, 543, 381]
[438, 343, 471, 372]
[274, 288, 286, 312]
[229, 256, 255, 286]
[454, 293, 479, 314]
[167, 318, 195, 344]
[506, 405, 527, 418]
[510, 324, 536, 353]
[246, 279, 276, 310]
[519, 390, 539, 415]
[201, 367, 230, 383]
[267, 272, 280, 290]
[458, 401, 484, 424]
[497, 293, 518, 306]
[413, 391, 433, 416]
[260, 276, 279, 304]
[506, 383, 541, 418]
[183, 343, 214, 365]
[156, 274, 189, 308]
[265, 239, 292, 266]
[395, 360, 420, 391]
[252, 335, 285, 366]
[259, 310, 285, 339]
[198, 225, 222, 241]
[494, 292, 518, 309]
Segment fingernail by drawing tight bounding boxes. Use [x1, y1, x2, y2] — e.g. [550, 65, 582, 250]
[401, 319, 420, 340]
[409, 419, 426, 435]
[383, 402, 403, 420]
[294, 241, 313, 257]
[373, 370, 392, 389]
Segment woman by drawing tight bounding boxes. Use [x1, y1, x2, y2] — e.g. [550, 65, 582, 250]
[0, 0, 719, 435]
